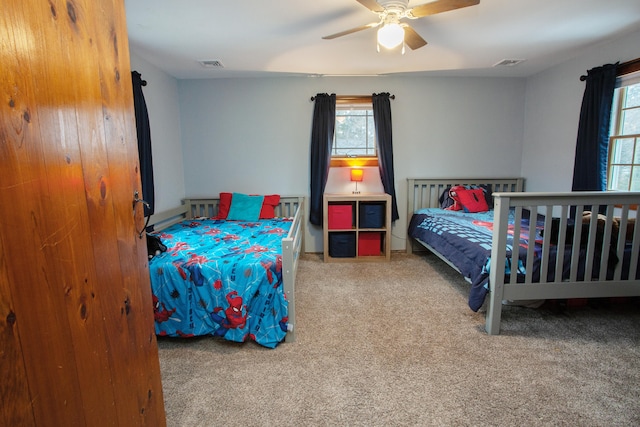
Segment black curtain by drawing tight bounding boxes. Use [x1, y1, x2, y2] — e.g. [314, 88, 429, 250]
[131, 71, 155, 216]
[372, 92, 399, 221]
[571, 63, 618, 191]
[309, 93, 336, 226]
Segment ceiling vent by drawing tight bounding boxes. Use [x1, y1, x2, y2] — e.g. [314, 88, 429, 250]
[493, 59, 525, 67]
[198, 60, 224, 69]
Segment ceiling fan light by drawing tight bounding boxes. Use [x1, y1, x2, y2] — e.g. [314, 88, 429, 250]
[377, 23, 404, 49]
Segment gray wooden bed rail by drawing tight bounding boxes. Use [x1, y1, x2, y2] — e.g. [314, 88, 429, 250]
[147, 196, 305, 343]
[407, 178, 640, 335]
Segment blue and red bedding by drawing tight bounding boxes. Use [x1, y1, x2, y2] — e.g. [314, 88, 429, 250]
[408, 208, 640, 311]
[408, 208, 526, 311]
[408, 208, 630, 312]
[149, 218, 292, 348]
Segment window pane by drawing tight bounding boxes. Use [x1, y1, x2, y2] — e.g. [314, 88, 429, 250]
[337, 116, 366, 146]
[612, 137, 635, 164]
[631, 167, 640, 191]
[333, 107, 376, 157]
[610, 165, 631, 191]
[621, 109, 640, 135]
[367, 115, 375, 153]
[624, 84, 640, 108]
[634, 138, 640, 164]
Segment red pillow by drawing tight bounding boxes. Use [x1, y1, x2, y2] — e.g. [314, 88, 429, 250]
[216, 193, 281, 219]
[259, 194, 280, 219]
[449, 186, 489, 213]
[216, 192, 233, 219]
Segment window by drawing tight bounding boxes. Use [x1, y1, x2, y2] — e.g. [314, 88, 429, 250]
[334, 107, 376, 156]
[331, 96, 378, 167]
[607, 74, 640, 191]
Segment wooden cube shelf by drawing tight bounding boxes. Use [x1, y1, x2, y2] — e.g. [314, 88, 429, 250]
[323, 193, 391, 262]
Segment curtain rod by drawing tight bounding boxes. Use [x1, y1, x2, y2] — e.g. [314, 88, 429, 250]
[579, 57, 640, 81]
[133, 70, 147, 86]
[310, 94, 395, 101]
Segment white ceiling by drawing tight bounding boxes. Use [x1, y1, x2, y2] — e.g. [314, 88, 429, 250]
[125, 0, 640, 80]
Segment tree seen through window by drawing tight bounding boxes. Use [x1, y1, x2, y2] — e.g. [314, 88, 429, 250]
[333, 107, 377, 157]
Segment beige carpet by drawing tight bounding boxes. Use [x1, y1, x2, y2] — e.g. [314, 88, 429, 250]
[158, 253, 640, 427]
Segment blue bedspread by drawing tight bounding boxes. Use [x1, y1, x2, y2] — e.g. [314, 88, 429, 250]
[149, 218, 292, 348]
[408, 208, 632, 312]
[408, 208, 540, 311]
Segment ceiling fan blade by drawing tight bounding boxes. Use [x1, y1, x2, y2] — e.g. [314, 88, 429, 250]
[402, 24, 427, 50]
[356, 0, 385, 13]
[408, 0, 480, 18]
[322, 22, 380, 40]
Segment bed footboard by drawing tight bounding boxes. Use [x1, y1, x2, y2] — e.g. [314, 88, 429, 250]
[486, 191, 640, 335]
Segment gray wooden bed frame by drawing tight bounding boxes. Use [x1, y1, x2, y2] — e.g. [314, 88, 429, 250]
[407, 178, 640, 335]
[147, 196, 305, 343]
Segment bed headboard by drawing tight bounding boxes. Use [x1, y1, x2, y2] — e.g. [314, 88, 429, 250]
[407, 178, 524, 212]
[149, 196, 305, 232]
[406, 178, 524, 253]
[183, 197, 304, 219]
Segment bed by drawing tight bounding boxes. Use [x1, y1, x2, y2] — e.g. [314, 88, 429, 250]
[407, 178, 640, 335]
[146, 194, 304, 348]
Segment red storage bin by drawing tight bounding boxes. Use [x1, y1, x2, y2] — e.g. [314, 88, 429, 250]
[328, 204, 353, 229]
[358, 232, 382, 256]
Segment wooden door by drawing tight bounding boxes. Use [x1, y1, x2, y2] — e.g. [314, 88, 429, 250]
[0, 0, 166, 425]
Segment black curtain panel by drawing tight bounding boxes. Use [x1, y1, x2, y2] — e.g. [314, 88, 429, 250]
[372, 92, 399, 221]
[131, 70, 155, 216]
[309, 93, 336, 226]
[572, 63, 618, 191]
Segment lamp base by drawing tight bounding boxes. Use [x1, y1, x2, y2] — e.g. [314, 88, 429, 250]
[352, 180, 361, 194]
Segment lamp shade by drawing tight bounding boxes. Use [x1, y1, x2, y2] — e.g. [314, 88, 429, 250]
[350, 168, 364, 182]
[377, 23, 404, 49]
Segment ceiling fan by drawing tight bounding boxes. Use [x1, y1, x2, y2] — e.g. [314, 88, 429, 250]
[322, 0, 480, 51]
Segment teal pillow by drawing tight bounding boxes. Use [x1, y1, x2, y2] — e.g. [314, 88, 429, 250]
[226, 193, 264, 221]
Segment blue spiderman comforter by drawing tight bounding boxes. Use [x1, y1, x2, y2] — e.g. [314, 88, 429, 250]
[148, 218, 292, 348]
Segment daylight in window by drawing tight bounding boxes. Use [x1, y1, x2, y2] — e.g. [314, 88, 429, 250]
[332, 104, 377, 158]
[608, 79, 640, 191]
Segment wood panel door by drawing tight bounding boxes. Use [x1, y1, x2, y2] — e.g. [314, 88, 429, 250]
[0, 0, 166, 425]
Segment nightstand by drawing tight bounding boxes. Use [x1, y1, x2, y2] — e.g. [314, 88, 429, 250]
[323, 193, 391, 262]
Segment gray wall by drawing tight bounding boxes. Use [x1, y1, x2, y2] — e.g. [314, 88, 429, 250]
[177, 76, 526, 252]
[129, 28, 640, 253]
